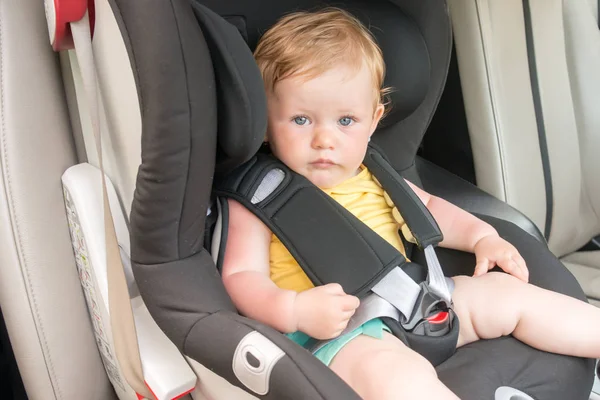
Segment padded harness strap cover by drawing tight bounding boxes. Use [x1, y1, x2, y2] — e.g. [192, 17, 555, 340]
[215, 154, 409, 298]
[363, 145, 443, 248]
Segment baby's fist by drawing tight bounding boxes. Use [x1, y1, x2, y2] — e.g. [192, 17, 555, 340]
[294, 283, 360, 339]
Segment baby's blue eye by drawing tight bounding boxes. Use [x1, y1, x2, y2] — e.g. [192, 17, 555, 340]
[293, 116, 308, 126]
[339, 117, 354, 126]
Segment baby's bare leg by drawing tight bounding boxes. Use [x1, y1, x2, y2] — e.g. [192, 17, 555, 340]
[329, 332, 459, 400]
[453, 272, 600, 358]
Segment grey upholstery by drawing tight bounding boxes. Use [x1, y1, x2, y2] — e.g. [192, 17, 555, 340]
[450, 0, 600, 304]
[0, 0, 115, 398]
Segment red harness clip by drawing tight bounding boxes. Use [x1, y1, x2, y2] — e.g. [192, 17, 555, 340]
[44, 0, 95, 51]
[426, 311, 449, 325]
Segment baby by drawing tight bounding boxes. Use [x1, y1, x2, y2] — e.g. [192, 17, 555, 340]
[221, 8, 600, 399]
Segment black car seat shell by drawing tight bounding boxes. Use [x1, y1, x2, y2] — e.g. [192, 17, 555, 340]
[104, 0, 597, 399]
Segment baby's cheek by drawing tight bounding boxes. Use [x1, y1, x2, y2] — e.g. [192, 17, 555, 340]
[351, 144, 369, 164]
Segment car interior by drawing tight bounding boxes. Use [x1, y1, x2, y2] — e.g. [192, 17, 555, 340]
[0, 0, 599, 399]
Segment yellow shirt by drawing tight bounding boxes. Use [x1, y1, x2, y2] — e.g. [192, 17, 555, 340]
[270, 166, 415, 293]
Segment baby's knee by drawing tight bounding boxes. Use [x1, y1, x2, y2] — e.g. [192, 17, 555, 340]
[455, 271, 525, 295]
[454, 272, 525, 308]
[481, 271, 527, 294]
[455, 272, 527, 340]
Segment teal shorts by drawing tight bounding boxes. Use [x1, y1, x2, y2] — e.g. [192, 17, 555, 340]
[286, 318, 390, 366]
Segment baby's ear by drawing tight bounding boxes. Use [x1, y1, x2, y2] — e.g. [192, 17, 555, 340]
[370, 103, 385, 134]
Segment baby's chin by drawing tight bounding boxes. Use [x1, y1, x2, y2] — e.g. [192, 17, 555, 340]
[304, 170, 354, 189]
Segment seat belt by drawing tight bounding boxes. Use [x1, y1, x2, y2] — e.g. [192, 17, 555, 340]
[70, 12, 152, 399]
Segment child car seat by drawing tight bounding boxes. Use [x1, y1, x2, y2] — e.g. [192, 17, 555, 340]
[112, 0, 595, 399]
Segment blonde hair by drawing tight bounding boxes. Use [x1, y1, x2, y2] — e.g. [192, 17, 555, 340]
[254, 8, 391, 111]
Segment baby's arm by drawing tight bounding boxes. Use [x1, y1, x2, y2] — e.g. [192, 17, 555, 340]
[406, 181, 528, 281]
[221, 200, 299, 333]
[405, 181, 496, 252]
[222, 200, 360, 338]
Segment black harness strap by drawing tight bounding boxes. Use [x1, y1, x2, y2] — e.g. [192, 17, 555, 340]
[215, 154, 410, 298]
[363, 145, 443, 248]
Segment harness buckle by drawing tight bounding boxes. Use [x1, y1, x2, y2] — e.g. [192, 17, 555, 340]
[401, 282, 453, 337]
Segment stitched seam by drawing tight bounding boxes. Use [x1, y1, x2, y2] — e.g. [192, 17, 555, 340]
[522, 0, 553, 239]
[0, 14, 62, 399]
[170, 0, 194, 260]
[182, 312, 212, 354]
[475, 0, 509, 202]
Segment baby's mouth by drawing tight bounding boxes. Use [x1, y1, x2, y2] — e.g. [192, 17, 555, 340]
[310, 159, 336, 169]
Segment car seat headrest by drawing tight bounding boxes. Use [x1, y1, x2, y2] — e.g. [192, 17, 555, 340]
[193, 4, 267, 177]
[192, 1, 433, 174]
[353, 7, 430, 128]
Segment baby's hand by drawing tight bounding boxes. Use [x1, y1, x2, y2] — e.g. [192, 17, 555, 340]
[473, 235, 529, 282]
[293, 283, 360, 340]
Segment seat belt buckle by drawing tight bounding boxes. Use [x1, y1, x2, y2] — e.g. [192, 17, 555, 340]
[402, 282, 453, 337]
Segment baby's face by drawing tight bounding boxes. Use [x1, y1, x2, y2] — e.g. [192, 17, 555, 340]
[266, 64, 384, 188]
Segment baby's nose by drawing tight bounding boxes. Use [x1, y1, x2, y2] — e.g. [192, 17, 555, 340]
[312, 128, 336, 149]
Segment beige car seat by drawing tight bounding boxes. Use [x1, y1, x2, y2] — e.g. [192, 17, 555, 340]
[449, 0, 600, 305]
